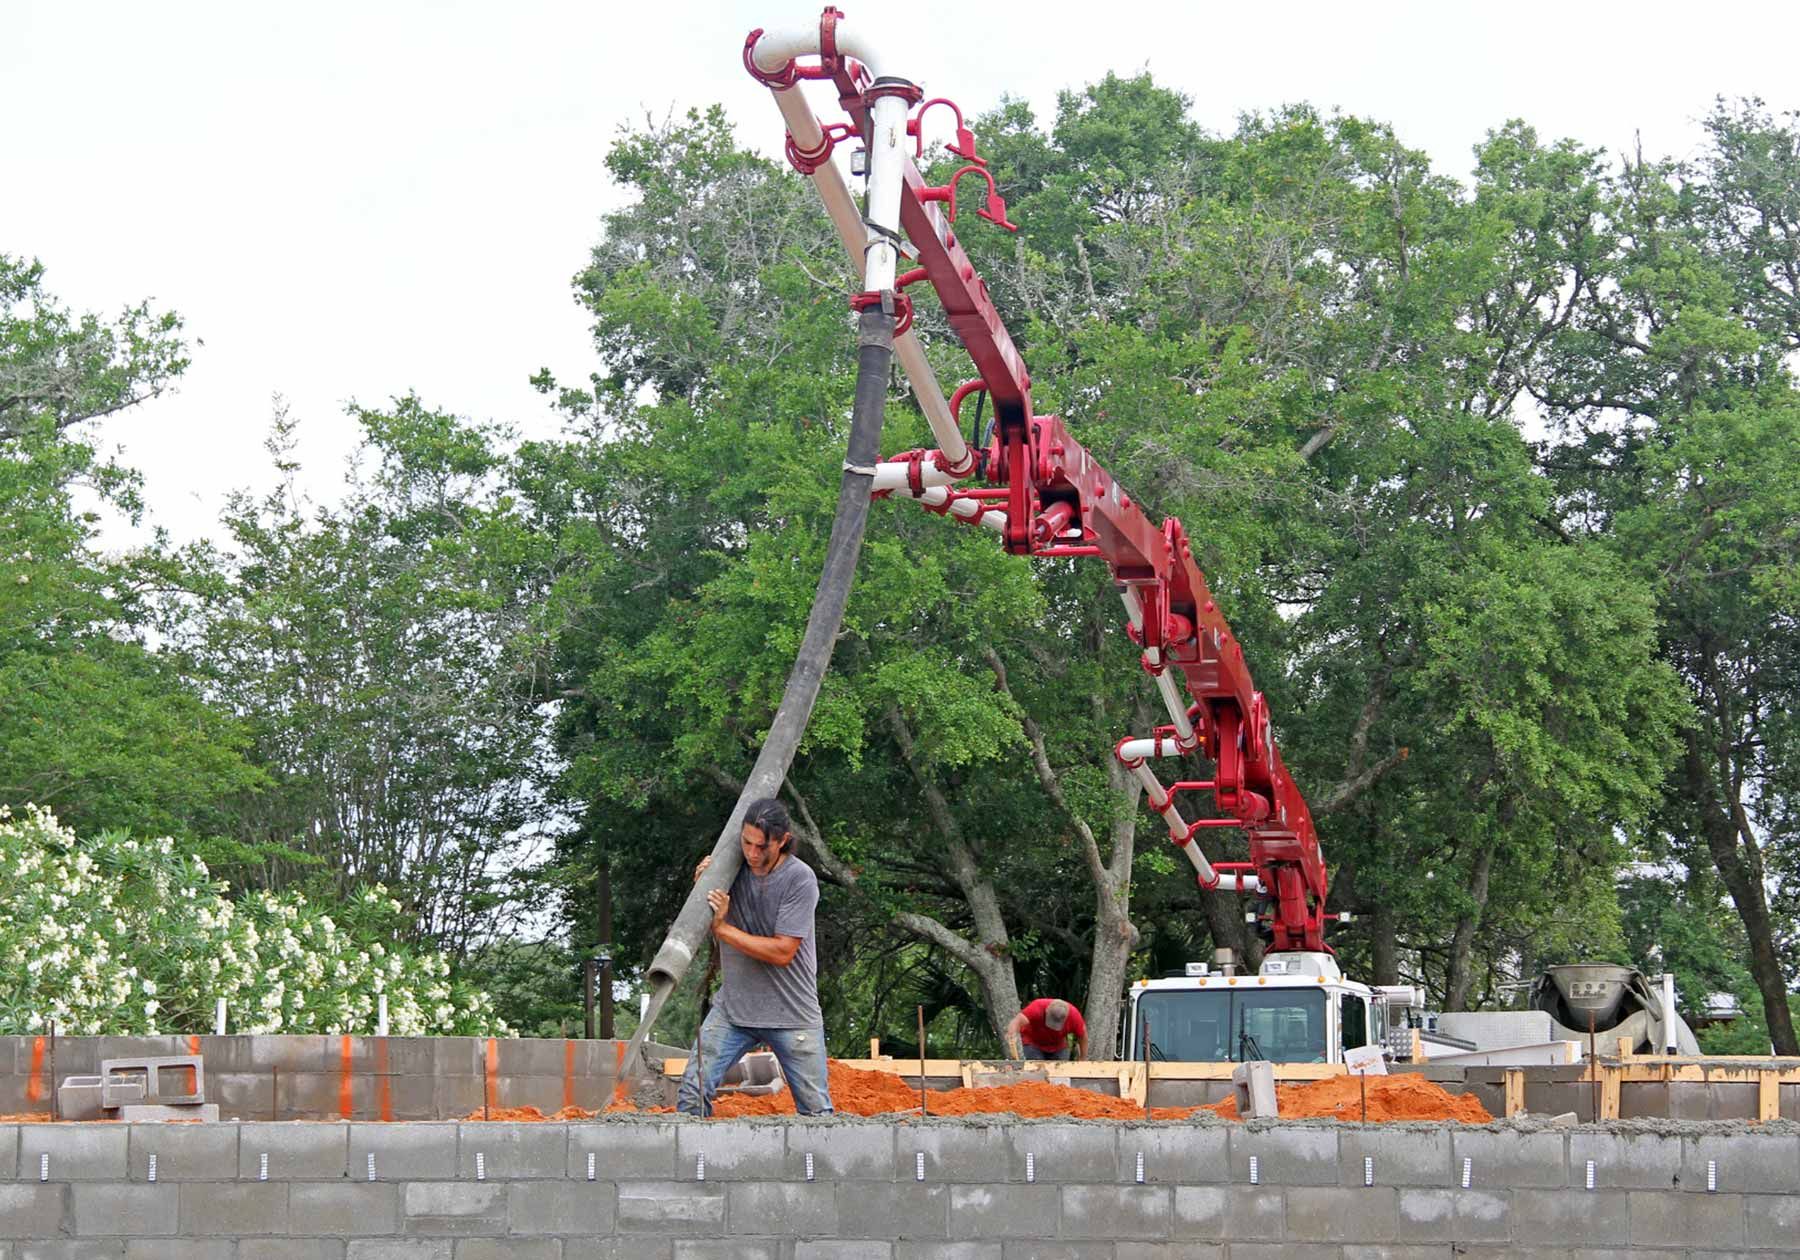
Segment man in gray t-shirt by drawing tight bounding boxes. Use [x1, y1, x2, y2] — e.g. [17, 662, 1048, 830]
[676, 798, 833, 1116]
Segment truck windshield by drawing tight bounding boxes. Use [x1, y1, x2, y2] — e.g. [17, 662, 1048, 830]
[1135, 988, 1329, 1062]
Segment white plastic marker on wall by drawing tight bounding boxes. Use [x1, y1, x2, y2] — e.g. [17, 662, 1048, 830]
[378, 994, 389, 1037]
[475, 1152, 486, 1182]
[1707, 1160, 1717, 1192]
[1135, 1151, 1145, 1184]
[367, 1153, 377, 1182]
[915, 1152, 926, 1181]
[148, 1154, 158, 1183]
[1248, 1155, 1259, 1185]
[1460, 1158, 1472, 1189]
[1364, 1156, 1374, 1187]
[805, 1153, 815, 1182]
[39, 1153, 48, 1182]
[1585, 1159, 1596, 1190]
[1025, 1153, 1035, 1183]
[259, 1153, 269, 1182]
[696, 1153, 706, 1182]
[587, 1152, 597, 1182]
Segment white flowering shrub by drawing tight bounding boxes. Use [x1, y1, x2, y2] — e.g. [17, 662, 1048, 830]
[0, 807, 508, 1035]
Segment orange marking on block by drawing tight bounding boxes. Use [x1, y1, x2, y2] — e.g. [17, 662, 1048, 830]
[25, 1036, 44, 1104]
[564, 1039, 576, 1112]
[339, 1035, 354, 1119]
[484, 1037, 499, 1111]
[377, 1036, 393, 1122]
[187, 1036, 201, 1094]
[188, 1035, 201, 1056]
[615, 1041, 625, 1068]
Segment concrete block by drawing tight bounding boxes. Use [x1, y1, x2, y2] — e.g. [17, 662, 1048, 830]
[456, 1123, 566, 1179]
[1232, 1061, 1277, 1118]
[1450, 1129, 1566, 1188]
[69, 1185, 176, 1236]
[669, 1245, 778, 1260]
[1004, 1124, 1115, 1183]
[614, 1182, 726, 1234]
[832, 1182, 947, 1240]
[1115, 1247, 1223, 1260]
[1184, 1184, 1285, 1241]
[1217, 1248, 1335, 1260]
[12, 1244, 127, 1260]
[1339, 1128, 1452, 1187]
[1340, 1249, 1459, 1260]
[237, 1243, 347, 1260]
[0, 1185, 67, 1238]
[947, 1184, 1059, 1239]
[725, 1182, 836, 1236]
[431, 1078, 483, 1123]
[278, 1072, 358, 1121]
[127, 1122, 239, 1181]
[237, 1122, 349, 1180]
[1284, 1186, 1399, 1243]
[350, 1123, 459, 1181]
[178, 1183, 291, 1236]
[1746, 1193, 1800, 1247]
[491, 1076, 563, 1116]
[1628, 1188, 1744, 1248]
[346, 1245, 451, 1260]
[433, 1040, 487, 1077]
[248, 1035, 332, 1072]
[564, 1241, 672, 1260]
[125, 1242, 234, 1260]
[674, 1121, 784, 1180]
[401, 1184, 507, 1237]
[893, 1246, 1002, 1260]
[1510, 1187, 1627, 1244]
[785, 1122, 894, 1180]
[492, 1039, 568, 1077]
[1228, 1127, 1338, 1185]
[380, 1075, 438, 1122]
[1115, 1124, 1227, 1184]
[1395, 1189, 1511, 1243]
[213, 1071, 275, 1119]
[0, 1124, 17, 1179]
[1056, 1185, 1170, 1240]
[21, 1125, 128, 1180]
[1618, 1082, 1670, 1120]
[290, 1183, 401, 1235]
[794, 1245, 890, 1260]
[507, 1181, 615, 1235]
[451, 1241, 558, 1260]
[897, 1126, 1008, 1183]
[1567, 1132, 1680, 1190]
[996, 1247, 1110, 1260]
[1681, 1132, 1800, 1194]
[569, 1122, 679, 1181]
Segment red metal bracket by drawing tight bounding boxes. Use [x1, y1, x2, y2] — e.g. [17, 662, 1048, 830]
[908, 98, 985, 165]
[849, 289, 914, 337]
[784, 122, 859, 175]
[916, 164, 1017, 233]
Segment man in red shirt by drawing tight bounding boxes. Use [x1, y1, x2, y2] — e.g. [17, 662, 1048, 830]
[1006, 998, 1088, 1061]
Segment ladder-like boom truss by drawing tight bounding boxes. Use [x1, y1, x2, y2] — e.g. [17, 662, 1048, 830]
[745, 8, 1330, 953]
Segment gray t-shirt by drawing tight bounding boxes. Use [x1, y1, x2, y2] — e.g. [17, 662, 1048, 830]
[715, 854, 822, 1030]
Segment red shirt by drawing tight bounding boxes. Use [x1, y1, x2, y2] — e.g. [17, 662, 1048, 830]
[1020, 998, 1086, 1052]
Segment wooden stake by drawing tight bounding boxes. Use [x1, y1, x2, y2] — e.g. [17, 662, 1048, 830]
[1360, 1073, 1368, 1124]
[917, 1006, 928, 1117]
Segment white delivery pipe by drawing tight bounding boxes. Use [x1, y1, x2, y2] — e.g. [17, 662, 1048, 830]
[757, 28, 972, 475]
[1120, 589, 1198, 749]
[871, 459, 959, 492]
[889, 485, 1007, 532]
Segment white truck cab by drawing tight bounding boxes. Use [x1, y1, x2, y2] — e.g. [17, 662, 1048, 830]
[1123, 951, 1415, 1065]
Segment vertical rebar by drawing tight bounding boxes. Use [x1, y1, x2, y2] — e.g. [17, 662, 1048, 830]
[1360, 1073, 1368, 1124]
[1141, 1014, 1151, 1120]
[917, 1005, 928, 1117]
[695, 1018, 707, 1119]
[1588, 1011, 1598, 1121]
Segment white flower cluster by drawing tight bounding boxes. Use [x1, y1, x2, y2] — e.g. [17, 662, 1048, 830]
[0, 808, 508, 1037]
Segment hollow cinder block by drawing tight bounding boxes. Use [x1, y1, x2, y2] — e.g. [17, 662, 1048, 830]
[1057, 1184, 1173, 1241]
[1005, 1123, 1117, 1183]
[1115, 1123, 1227, 1185]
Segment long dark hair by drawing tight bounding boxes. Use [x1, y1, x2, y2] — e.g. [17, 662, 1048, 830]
[743, 797, 794, 852]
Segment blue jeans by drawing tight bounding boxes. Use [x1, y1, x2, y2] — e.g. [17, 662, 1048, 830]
[676, 1006, 834, 1116]
[1023, 1042, 1070, 1061]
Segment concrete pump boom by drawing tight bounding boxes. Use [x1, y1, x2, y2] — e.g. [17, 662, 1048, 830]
[745, 6, 1332, 954]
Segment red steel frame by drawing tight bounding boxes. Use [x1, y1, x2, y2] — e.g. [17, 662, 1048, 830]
[749, 11, 1331, 954]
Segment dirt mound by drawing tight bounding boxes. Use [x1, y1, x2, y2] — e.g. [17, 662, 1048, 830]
[1202, 1072, 1492, 1123]
[583, 1060, 1490, 1123]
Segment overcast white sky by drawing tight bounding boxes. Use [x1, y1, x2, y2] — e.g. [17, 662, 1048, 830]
[9, 1, 1799, 548]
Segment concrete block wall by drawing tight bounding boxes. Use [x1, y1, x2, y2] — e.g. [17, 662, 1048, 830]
[1, 1118, 1797, 1256]
[0, 1037, 681, 1121]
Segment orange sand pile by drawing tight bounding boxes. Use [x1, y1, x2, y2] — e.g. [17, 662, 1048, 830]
[462, 1104, 602, 1121]
[1203, 1072, 1492, 1123]
[582, 1060, 1490, 1123]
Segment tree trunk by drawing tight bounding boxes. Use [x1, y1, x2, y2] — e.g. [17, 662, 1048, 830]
[1369, 903, 1400, 987]
[1442, 844, 1493, 1011]
[1683, 729, 1799, 1055]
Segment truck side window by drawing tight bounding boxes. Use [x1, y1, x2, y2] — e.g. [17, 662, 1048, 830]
[1341, 993, 1368, 1052]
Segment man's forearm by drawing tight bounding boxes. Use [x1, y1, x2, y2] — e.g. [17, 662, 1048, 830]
[713, 920, 799, 966]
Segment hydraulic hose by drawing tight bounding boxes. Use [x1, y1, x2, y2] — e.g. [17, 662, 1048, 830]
[620, 304, 896, 1077]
